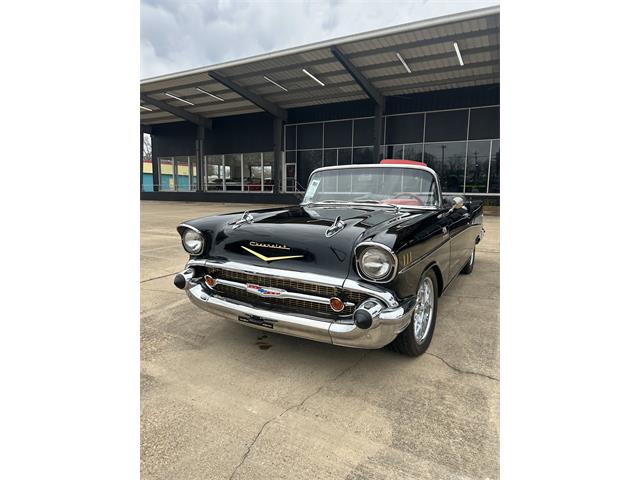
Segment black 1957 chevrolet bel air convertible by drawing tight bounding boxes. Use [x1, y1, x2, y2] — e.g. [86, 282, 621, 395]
[174, 160, 484, 356]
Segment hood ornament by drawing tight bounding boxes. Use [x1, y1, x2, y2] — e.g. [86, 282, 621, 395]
[325, 216, 345, 238]
[229, 211, 254, 229]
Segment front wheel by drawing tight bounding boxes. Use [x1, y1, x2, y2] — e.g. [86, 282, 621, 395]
[389, 269, 439, 357]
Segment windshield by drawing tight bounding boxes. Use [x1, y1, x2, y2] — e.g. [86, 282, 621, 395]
[301, 166, 439, 208]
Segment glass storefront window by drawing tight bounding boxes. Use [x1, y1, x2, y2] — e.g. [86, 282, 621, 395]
[384, 145, 403, 159]
[263, 152, 274, 192]
[158, 156, 196, 191]
[353, 146, 373, 164]
[385, 113, 424, 144]
[338, 148, 352, 165]
[242, 153, 262, 191]
[225, 154, 242, 191]
[297, 150, 323, 189]
[464, 141, 491, 193]
[323, 149, 338, 167]
[279, 108, 499, 196]
[175, 156, 192, 191]
[425, 142, 467, 193]
[404, 143, 424, 162]
[159, 157, 174, 191]
[142, 133, 153, 192]
[206, 155, 224, 191]
[488, 140, 500, 193]
[156, 151, 279, 193]
[285, 162, 297, 192]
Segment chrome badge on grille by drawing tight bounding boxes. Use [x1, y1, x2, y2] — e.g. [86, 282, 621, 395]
[246, 283, 286, 297]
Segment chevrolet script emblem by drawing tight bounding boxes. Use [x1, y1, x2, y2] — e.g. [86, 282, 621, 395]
[249, 241, 290, 250]
[241, 245, 303, 262]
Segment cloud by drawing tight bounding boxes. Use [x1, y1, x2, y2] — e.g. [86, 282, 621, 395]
[141, 0, 498, 79]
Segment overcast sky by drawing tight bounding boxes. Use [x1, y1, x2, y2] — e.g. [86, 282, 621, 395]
[141, 0, 498, 79]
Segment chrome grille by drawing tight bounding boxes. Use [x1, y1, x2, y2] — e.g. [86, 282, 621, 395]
[207, 267, 368, 317]
[211, 268, 337, 297]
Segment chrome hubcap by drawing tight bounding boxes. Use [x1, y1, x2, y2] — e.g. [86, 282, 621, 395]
[470, 248, 475, 266]
[413, 277, 434, 343]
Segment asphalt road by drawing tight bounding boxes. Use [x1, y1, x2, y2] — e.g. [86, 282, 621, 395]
[141, 201, 500, 480]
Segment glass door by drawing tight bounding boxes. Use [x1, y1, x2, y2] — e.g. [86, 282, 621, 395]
[158, 157, 174, 191]
[175, 156, 191, 191]
[206, 155, 224, 191]
[242, 153, 262, 191]
[285, 162, 296, 192]
[263, 152, 274, 192]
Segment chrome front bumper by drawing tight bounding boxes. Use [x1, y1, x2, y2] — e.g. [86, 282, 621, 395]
[182, 277, 414, 349]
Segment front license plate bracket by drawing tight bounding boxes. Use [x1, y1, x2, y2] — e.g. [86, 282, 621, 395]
[238, 315, 274, 329]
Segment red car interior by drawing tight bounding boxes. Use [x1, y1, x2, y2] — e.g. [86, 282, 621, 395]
[379, 160, 427, 205]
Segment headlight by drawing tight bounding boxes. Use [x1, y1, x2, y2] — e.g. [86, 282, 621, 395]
[357, 245, 397, 282]
[181, 229, 204, 254]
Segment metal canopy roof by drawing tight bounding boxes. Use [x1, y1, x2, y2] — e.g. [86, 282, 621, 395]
[140, 5, 499, 125]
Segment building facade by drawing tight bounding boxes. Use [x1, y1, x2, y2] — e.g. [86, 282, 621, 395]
[143, 85, 499, 203]
[140, 7, 500, 204]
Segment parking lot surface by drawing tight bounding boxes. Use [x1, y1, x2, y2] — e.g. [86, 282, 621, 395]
[141, 201, 500, 480]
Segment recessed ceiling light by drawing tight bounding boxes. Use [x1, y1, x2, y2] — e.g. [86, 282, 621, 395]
[263, 75, 288, 92]
[302, 68, 325, 87]
[140, 105, 152, 112]
[165, 92, 194, 106]
[453, 42, 464, 66]
[395, 52, 412, 73]
[196, 87, 224, 101]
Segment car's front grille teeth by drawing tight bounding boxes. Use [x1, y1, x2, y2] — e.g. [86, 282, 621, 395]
[214, 284, 338, 315]
[207, 268, 368, 317]
[212, 269, 337, 297]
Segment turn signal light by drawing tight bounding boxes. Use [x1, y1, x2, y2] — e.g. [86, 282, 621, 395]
[329, 297, 345, 313]
[204, 275, 216, 288]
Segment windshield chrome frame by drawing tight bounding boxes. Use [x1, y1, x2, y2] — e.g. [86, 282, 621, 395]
[299, 164, 443, 210]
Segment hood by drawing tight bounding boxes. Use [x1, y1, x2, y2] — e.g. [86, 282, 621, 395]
[185, 205, 419, 279]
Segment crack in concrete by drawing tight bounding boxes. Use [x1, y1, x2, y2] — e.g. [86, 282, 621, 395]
[426, 352, 499, 382]
[228, 351, 369, 479]
[141, 271, 179, 284]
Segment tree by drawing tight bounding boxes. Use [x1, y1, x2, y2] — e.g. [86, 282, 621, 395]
[143, 133, 152, 162]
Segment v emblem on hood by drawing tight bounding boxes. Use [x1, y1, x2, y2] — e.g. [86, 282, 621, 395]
[241, 246, 303, 262]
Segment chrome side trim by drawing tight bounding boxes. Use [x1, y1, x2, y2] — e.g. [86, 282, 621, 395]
[398, 238, 449, 275]
[212, 277, 355, 307]
[354, 241, 399, 284]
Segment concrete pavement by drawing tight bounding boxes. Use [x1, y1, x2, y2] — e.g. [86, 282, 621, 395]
[140, 201, 500, 480]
